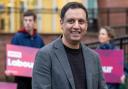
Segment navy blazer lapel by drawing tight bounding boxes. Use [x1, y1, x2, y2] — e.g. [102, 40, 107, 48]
[81, 44, 93, 89]
[54, 38, 75, 89]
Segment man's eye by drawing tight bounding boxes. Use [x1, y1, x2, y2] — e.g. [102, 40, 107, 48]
[79, 20, 86, 24]
[67, 19, 74, 24]
[29, 19, 32, 22]
[24, 19, 27, 21]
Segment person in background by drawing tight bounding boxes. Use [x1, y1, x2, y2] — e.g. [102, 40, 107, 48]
[6, 10, 45, 89]
[97, 26, 125, 89]
[32, 2, 108, 89]
[97, 26, 117, 50]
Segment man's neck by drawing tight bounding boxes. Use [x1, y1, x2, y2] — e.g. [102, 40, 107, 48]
[26, 29, 34, 36]
[62, 37, 80, 49]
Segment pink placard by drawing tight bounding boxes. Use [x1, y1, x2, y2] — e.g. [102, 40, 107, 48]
[6, 44, 39, 77]
[0, 82, 17, 89]
[95, 50, 124, 83]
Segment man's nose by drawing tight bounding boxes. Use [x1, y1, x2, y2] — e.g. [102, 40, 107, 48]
[26, 21, 30, 24]
[73, 21, 79, 28]
[25, 20, 30, 23]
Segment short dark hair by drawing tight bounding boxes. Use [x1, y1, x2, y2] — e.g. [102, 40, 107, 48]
[23, 10, 36, 21]
[60, 2, 88, 21]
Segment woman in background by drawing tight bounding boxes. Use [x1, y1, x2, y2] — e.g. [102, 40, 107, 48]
[97, 26, 116, 49]
[97, 26, 125, 89]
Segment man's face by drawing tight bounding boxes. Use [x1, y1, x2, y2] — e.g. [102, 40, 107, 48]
[98, 28, 110, 44]
[60, 8, 88, 43]
[23, 16, 35, 31]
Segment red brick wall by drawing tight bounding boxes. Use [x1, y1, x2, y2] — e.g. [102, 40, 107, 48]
[97, 0, 128, 35]
[98, 0, 128, 8]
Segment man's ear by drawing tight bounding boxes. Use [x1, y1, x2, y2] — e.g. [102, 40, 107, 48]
[60, 19, 63, 30]
[60, 19, 63, 25]
[86, 24, 88, 31]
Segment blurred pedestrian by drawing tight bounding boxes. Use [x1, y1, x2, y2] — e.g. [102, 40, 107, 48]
[6, 10, 45, 89]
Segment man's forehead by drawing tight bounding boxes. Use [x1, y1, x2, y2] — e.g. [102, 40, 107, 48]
[66, 8, 86, 13]
[24, 16, 34, 19]
[64, 9, 87, 19]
